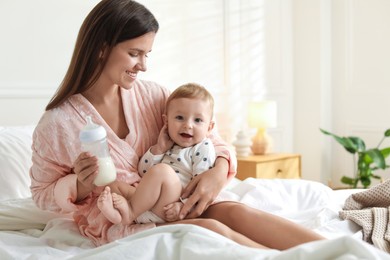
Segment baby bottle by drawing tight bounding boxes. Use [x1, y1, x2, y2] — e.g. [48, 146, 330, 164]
[79, 116, 117, 186]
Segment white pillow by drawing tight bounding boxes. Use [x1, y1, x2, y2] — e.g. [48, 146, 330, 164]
[229, 178, 333, 213]
[0, 126, 35, 200]
[0, 197, 68, 230]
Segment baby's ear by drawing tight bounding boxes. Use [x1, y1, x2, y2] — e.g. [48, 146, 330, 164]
[208, 120, 215, 133]
[162, 114, 168, 125]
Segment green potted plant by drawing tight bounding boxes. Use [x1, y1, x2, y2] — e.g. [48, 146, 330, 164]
[320, 128, 390, 188]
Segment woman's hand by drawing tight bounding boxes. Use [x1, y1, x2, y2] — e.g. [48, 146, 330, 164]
[73, 152, 98, 202]
[179, 157, 229, 219]
[151, 124, 174, 155]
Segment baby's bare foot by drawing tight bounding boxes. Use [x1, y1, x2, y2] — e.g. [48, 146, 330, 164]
[97, 186, 122, 224]
[112, 193, 134, 224]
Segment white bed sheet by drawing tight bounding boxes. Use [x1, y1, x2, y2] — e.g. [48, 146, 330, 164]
[0, 178, 388, 259]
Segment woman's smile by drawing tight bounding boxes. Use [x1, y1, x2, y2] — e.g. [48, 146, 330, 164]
[125, 70, 137, 79]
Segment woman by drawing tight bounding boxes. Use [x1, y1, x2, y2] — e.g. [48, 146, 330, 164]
[30, 0, 324, 249]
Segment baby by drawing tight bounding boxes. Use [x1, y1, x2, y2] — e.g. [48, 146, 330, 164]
[98, 83, 216, 224]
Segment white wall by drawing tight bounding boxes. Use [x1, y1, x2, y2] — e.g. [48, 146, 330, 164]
[293, 0, 390, 185]
[293, 0, 332, 182]
[0, 1, 100, 125]
[330, 0, 390, 186]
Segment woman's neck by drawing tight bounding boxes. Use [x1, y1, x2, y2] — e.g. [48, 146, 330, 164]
[83, 85, 129, 139]
[82, 83, 120, 106]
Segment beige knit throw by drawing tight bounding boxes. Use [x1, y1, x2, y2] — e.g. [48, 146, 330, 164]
[339, 180, 390, 253]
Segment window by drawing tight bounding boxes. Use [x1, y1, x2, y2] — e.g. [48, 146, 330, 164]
[141, 0, 266, 141]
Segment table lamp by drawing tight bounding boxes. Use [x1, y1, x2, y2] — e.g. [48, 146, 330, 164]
[248, 100, 277, 155]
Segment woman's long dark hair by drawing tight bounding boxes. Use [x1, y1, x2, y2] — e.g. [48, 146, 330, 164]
[46, 0, 159, 110]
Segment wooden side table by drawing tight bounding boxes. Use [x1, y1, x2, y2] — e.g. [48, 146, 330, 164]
[235, 153, 301, 180]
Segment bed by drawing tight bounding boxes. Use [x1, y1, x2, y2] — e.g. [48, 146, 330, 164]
[0, 125, 389, 259]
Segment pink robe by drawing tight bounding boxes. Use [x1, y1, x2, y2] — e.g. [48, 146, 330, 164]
[30, 79, 236, 246]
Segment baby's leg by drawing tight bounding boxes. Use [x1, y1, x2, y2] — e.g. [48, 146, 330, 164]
[97, 186, 122, 224]
[126, 163, 182, 222]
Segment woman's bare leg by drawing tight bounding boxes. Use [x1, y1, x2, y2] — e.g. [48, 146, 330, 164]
[158, 218, 268, 249]
[201, 202, 324, 250]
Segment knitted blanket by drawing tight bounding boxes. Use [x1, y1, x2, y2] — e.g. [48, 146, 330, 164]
[339, 180, 390, 253]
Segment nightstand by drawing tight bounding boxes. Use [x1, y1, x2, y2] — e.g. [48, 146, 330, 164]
[235, 153, 301, 180]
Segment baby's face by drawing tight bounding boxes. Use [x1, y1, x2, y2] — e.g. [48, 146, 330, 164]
[166, 97, 213, 148]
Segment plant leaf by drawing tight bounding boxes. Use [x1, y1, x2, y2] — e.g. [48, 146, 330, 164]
[385, 129, 390, 137]
[364, 149, 386, 169]
[381, 147, 390, 159]
[341, 137, 360, 153]
[349, 137, 366, 152]
[360, 176, 371, 188]
[320, 129, 361, 153]
[341, 176, 356, 185]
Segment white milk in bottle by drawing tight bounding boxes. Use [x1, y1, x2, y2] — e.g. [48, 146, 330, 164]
[79, 116, 117, 186]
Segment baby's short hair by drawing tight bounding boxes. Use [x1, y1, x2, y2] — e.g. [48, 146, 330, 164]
[166, 83, 214, 116]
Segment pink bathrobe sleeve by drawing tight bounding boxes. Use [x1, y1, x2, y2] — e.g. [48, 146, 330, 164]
[208, 131, 237, 181]
[30, 79, 236, 246]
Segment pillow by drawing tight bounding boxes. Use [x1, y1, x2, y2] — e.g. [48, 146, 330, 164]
[0, 126, 35, 200]
[228, 178, 333, 212]
[0, 197, 69, 230]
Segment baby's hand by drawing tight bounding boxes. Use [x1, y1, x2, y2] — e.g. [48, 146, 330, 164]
[163, 202, 183, 222]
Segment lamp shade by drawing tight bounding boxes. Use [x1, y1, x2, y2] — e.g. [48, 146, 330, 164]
[248, 101, 277, 129]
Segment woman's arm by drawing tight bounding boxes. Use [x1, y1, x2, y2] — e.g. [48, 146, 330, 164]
[30, 120, 95, 213]
[179, 126, 237, 219]
[208, 129, 237, 179]
[179, 157, 229, 219]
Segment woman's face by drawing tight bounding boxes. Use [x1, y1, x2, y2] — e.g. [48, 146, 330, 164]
[100, 32, 156, 89]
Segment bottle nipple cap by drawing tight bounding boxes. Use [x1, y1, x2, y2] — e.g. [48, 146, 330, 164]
[79, 116, 107, 143]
